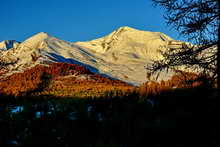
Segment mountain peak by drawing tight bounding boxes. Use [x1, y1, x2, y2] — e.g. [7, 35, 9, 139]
[22, 32, 50, 48]
[31, 32, 49, 39]
[75, 26, 173, 54]
[26, 32, 49, 40]
[117, 26, 137, 31]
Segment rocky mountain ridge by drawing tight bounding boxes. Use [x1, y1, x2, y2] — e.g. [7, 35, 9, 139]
[0, 26, 184, 85]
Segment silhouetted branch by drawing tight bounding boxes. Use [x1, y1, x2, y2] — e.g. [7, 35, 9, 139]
[149, 0, 219, 87]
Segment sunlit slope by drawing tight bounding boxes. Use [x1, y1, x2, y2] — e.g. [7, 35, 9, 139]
[0, 63, 134, 97]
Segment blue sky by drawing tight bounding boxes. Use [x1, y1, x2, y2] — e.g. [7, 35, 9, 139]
[0, 0, 185, 42]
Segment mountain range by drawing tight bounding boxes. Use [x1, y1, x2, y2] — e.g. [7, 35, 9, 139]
[0, 26, 189, 96]
[0, 27, 180, 83]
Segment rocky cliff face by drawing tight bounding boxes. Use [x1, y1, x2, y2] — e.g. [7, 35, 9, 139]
[0, 40, 19, 51]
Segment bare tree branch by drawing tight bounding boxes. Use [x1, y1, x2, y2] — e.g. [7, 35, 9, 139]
[148, 0, 219, 87]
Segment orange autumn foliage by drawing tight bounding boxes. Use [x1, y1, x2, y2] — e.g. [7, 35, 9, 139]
[0, 63, 134, 97]
[139, 72, 209, 96]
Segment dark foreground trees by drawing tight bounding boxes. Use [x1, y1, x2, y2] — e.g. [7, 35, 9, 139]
[148, 0, 219, 87]
[0, 87, 217, 146]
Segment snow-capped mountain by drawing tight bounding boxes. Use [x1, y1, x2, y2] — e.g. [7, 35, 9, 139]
[0, 26, 180, 85]
[0, 40, 19, 51]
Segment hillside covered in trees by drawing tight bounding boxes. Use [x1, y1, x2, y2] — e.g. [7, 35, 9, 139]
[0, 63, 134, 97]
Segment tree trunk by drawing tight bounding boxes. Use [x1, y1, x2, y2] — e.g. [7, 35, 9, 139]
[218, 1, 220, 90]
